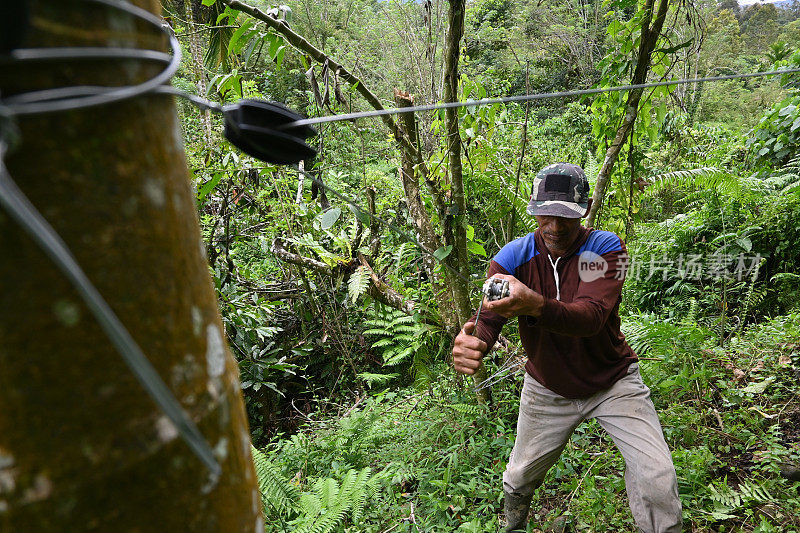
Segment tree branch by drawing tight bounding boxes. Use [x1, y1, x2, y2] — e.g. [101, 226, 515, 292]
[221, 0, 421, 161]
[359, 254, 416, 317]
[271, 237, 330, 272]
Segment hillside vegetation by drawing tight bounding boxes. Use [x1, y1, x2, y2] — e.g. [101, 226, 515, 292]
[168, 0, 800, 530]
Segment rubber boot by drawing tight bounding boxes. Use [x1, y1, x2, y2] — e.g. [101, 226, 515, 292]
[504, 490, 533, 533]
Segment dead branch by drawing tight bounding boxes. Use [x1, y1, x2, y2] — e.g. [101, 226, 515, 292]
[271, 237, 330, 272]
[359, 253, 416, 316]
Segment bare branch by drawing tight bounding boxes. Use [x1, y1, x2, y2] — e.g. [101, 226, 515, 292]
[586, 0, 671, 228]
[359, 254, 416, 316]
[271, 237, 330, 272]
[221, 0, 421, 161]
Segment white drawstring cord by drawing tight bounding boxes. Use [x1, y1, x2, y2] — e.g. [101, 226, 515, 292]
[548, 255, 561, 301]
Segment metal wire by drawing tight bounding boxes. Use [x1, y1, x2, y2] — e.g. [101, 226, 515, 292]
[280, 67, 800, 129]
[472, 349, 525, 392]
[2, 0, 181, 116]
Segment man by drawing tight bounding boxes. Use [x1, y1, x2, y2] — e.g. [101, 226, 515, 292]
[452, 163, 682, 533]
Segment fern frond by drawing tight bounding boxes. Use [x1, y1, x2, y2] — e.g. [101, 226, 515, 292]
[348, 468, 372, 524]
[708, 480, 741, 509]
[738, 257, 766, 329]
[411, 349, 433, 390]
[495, 183, 536, 235]
[347, 266, 370, 303]
[647, 167, 739, 197]
[384, 344, 415, 366]
[446, 403, 483, 416]
[357, 372, 399, 387]
[251, 445, 300, 516]
[291, 468, 380, 533]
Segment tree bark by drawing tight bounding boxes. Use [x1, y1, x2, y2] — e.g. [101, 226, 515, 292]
[0, 1, 261, 529]
[394, 90, 442, 280]
[442, 0, 472, 328]
[359, 254, 416, 316]
[585, 0, 670, 228]
[442, 0, 488, 401]
[272, 236, 330, 271]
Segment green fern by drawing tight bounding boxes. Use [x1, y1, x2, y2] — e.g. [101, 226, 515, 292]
[648, 167, 741, 197]
[446, 403, 484, 416]
[583, 151, 600, 186]
[622, 318, 674, 357]
[357, 371, 399, 388]
[362, 305, 441, 388]
[707, 478, 777, 520]
[251, 445, 300, 516]
[364, 308, 424, 367]
[495, 183, 536, 235]
[764, 154, 800, 193]
[347, 265, 370, 303]
[738, 257, 766, 330]
[290, 467, 382, 533]
[684, 297, 700, 325]
[392, 242, 419, 273]
[252, 444, 386, 532]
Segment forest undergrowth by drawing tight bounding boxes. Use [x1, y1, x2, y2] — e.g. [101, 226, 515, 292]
[162, 0, 800, 530]
[253, 312, 800, 532]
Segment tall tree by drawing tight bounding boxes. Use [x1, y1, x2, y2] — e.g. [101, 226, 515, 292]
[586, 0, 670, 228]
[0, 1, 261, 529]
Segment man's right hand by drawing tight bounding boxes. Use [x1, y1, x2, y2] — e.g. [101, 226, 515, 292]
[452, 321, 488, 375]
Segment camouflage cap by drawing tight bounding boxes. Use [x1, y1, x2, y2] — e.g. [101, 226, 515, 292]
[527, 162, 590, 219]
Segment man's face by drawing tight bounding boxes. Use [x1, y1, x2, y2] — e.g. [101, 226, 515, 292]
[534, 214, 583, 252]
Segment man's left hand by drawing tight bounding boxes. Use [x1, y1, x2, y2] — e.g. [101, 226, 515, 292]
[482, 273, 544, 318]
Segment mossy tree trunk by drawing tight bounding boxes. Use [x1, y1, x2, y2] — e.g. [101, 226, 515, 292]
[0, 1, 262, 530]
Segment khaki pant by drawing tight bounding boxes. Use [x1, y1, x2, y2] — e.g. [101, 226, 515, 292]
[503, 365, 682, 533]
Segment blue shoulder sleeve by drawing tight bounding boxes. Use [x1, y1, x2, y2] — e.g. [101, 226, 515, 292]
[578, 230, 623, 256]
[492, 233, 538, 275]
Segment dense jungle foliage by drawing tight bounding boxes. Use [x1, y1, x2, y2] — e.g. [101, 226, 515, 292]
[166, 0, 800, 530]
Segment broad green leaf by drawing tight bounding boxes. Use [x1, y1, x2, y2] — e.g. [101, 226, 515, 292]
[198, 173, 222, 202]
[268, 32, 282, 58]
[741, 377, 775, 394]
[433, 245, 453, 261]
[275, 46, 286, 68]
[318, 207, 341, 230]
[228, 18, 255, 54]
[467, 241, 486, 257]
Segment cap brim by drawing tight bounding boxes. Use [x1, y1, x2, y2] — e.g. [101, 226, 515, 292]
[526, 200, 588, 218]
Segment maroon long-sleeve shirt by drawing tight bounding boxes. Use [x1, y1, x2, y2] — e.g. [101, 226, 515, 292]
[474, 227, 637, 398]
